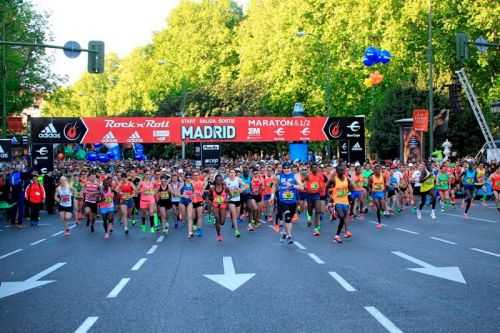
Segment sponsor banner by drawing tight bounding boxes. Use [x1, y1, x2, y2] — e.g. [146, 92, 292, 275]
[32, 116, 365, 144]
[81, 117, 179, 144]
[201, 144, 221, 168]
[413, 109, 429, 132]
[31, 117, 88, 144]
[0, 139, 12, 161]
[32, 143, 54, 173]
[403, 127, 423, 164]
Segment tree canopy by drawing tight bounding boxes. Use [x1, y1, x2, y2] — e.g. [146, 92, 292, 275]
[40, 0, 499, 157]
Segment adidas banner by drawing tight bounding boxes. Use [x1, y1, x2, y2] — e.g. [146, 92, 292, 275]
[31, 117, 88, 144]
[0, 139, 12, 161]
[32, 144, 54, 173]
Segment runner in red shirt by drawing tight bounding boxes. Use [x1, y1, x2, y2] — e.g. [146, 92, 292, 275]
[118, 173, 135, 235]
[247, 168, 264, 231]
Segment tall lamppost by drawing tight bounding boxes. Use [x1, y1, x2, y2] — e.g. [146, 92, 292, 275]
[427, 0, 434, 157]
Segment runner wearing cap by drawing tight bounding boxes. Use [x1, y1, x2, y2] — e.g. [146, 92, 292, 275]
[305, 163, 324, 236]
[369, 165, 386, 229]
[274, 162, 304, 244]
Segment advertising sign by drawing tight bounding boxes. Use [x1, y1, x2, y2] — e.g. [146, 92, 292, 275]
[201, 144, 221, 168]
[0, 139, 12, 161]
[31, 118, 88, 144]
[413, 109, 429, 132]
[32, 143, 54, 173]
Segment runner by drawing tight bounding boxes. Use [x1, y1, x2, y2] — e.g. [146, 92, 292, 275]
[247, 167, 263, 231]
[209, 174, 228, 241]
[55, 176, 73, 236]
[138, 169, 157, 233]
[274, 162, 304, 244]
[350, 166, 366, 218]
[327, 164, 353, 243]
[192, 171, 207, 237]
[156, 175, 171, 235]
[262, 166, 275, 224]
[72, 173, 84, 224]
[369, 165, 386, 229]
[99, 177, 115, 239]
[224, 169, 243, 238]
[169, 173, 183, 228]
[305, 163, 324, 236]
[489, 165, 500, 212]
[180, 173, 195, 238]
[118, 173, 134, 235]
[83, 173, 101, 233]
[417, 163, 437, 220]
[461, 161, 477, 218]
[476, 163, 487, 206]
[436, 164, 451, 212]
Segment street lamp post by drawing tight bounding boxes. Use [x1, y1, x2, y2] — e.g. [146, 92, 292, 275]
[159, 59, 187, 160]
[428, 0, 434, 158]
[2, 21, 7, 138]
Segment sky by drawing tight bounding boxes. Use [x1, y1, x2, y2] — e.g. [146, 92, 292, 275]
[31, 0, 249, 85]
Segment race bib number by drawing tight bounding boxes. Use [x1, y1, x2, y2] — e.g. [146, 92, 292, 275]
[466, 178, 473, 184]
[311, 182, 319, 190]
[374, 184, 383, 191]
[283, 191, 294, 200]
[215, 196, 224, 204]
[61, 195, 71, 204]
[160, 192, 170, 199]
[337, 190, 347, 197]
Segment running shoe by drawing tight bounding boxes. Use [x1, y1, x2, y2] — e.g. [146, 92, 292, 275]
[188, 232, 194, 239]
[273, 224, 280, 233]
[196, 228, 203, 237]
[234, 230, 241, 238]
[280, 232, 287, 242]
[286, 235, 294, 245]
[416, 209, 422, 220]
[376, 223, 383, 230]
[131, 219, 136, 226]
[344, 231, 353, 238]
[125, 228, 129, 235]
[104, 233, 109, 239]
[306, 213, 312, 223]
[162, 227, 169, 235]
[334, 235, 343, 243]
[307, 221, 312, 227]
[64, 229, 70, 237]
[216, 235, 223, 242]
[141, 224, 147, 232]
[430, 210, 436, 219]
[313, 227, 320, 237]
[149, 226, 156, 234]
[255, 222, 261, 229]
[193, 225, 198, 232]
[247, 224, 255, 232]
[175, 221, 179, 229]
[90, 224, 95, 233]
[463, 213, 469, 219]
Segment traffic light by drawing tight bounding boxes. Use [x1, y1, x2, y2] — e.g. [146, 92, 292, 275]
[456, 32, 469, 62]
[88, 41, 105, 74]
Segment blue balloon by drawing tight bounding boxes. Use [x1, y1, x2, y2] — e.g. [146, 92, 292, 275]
[364, 47, 379, 62]
[380, 50, 392, 64]
[110, 146, 121, 160]
[363, 56, 375, 67]
[98, 153, 109, 163]
[106, 151, 114, 160]
[135, 153, 145, 161]
[134, 143, 144, 152]
[86, 151, 97, 162]
[94, 143, 103, 149]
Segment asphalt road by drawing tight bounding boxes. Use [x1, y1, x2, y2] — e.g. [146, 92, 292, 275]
[0, 203, 499, 333]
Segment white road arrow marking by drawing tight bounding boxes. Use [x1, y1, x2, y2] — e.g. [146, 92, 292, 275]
[392, 251, 466, 284]
[204, 257, 255, 292]
[0, 262, 66, 299]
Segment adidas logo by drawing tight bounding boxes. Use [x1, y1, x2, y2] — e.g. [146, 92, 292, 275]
[0, 145, 5, 154]
[351, 142, 362, 151]
[38, 122, 61, 139]
[102, 131, 117, 143]
[127, 131, 143, 143]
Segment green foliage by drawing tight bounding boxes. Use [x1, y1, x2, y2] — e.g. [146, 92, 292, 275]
[40, 0, 499, 157]
[1, 0, 60, 115]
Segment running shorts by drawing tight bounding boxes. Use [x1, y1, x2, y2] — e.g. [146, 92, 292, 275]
[250, 194, 262, 203]
[228, 200, 241, 207]
[120, 198, 134, 209]
[335, 203, 349, 218]
[372, 192, 385, 201]
[84, 202, 98, 214]
[100, 207, 114, 216]
[58, 204, 73, 213]
[350, 191, 361, 200]
[158, 199, 172, 210]
[140, 197, 155, 209]
[277, 203, 297, 224]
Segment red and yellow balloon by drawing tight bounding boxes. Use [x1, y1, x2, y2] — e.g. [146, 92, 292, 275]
[364, 71, 384, 88]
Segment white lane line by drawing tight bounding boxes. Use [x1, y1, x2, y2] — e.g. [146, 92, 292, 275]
[364, 306, 404, 333]
[30, 238, 47, 246]
[394, 228, 419, 235]
[75, 316, 99, 333]
[146, 245, 158, 255]
[328, 272, 357, 292]
[131, 258, 147, 271]
[307, 253, 325, 264]
[443, 213, 496, 223]
[294, 241, 306, 250]
[51, 231, 64, 237]
[69, 224, 77, 229]
[106, 278, 130, 298]
[470, 248, 500, 258]
[156, 235, 165, 243]
[429, 236, 457, 245]
[0, 248, 23, 260]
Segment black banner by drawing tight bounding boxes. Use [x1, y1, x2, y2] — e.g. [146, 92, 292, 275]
[201, 144, 221, 168]
[324, 117, 366, 163]
[0, 139, 12, 162]
[32, 144, 54, 173]
[31, 117, 88, 144]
